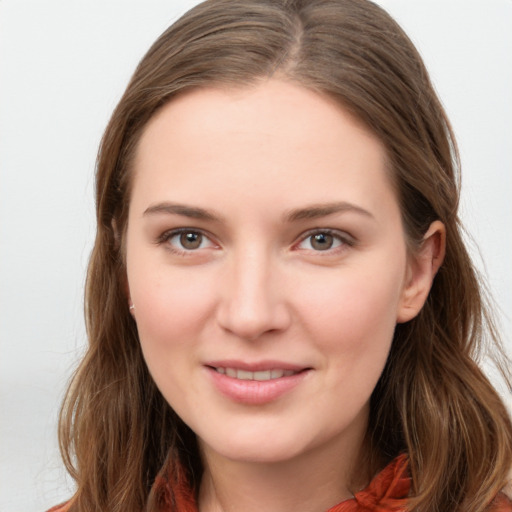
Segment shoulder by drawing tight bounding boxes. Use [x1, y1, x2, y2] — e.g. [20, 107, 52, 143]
[46, 502, 71, 512]
[490, 492, 512, 511]
[504, 472, 512, 501]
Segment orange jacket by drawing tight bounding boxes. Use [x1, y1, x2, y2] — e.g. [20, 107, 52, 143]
[48, 454, 512, 512]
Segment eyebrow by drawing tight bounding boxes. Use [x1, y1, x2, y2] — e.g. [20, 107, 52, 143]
[143, 201, 374, 223]
[284, 202, 374, 222]
[143, 202, 224, 222]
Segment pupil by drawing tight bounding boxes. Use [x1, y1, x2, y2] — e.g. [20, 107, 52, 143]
[180, 232, 202, 249]
[312, 233, 333, 250]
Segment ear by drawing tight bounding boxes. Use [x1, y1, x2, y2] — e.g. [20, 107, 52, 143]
[397, 220, 446, 324]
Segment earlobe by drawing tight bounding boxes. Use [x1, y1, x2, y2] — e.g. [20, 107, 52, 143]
[397, 220, 446, 323]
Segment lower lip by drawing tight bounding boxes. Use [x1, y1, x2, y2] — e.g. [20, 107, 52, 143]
[206, 367, 310, 405]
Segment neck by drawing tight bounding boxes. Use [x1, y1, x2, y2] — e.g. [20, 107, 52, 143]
[198, 420, 370, 512]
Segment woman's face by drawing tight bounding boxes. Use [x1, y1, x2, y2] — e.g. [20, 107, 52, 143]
[125, 80, 428, 465]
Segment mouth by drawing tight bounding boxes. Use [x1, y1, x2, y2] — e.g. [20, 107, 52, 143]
[211, 367, 300, 381]
[205, 363, 311, 404]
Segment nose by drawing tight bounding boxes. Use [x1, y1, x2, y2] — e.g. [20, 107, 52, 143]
[216, 247, 291, 341]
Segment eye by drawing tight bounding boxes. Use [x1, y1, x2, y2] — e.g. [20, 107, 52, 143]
[160, 229, 216, 253]
[296, 230, 351, 252]
[176, 231, 205, 250]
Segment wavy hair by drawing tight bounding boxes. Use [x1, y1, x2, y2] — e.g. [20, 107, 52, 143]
[58, 1, 512, 510]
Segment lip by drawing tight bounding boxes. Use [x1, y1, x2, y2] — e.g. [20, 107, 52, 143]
[204, 360, 311, 405]
[205, 359, 307, 372]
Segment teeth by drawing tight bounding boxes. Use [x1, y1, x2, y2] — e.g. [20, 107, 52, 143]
[237, 369, 253, 380]
[254, 370, 271, 381]
[215, 367, 298, 381]
[225, 367, 237, 378]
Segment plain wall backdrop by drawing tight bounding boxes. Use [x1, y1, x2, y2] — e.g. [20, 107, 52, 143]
[1, 1, 510, 510]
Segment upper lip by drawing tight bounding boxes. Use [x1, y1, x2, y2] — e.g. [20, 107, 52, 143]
[204, 360, 310, 372]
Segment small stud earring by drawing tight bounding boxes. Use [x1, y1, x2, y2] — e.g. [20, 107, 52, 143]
[129, 304, 135, 311]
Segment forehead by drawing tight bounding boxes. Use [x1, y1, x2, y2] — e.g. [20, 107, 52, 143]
[130, 80, 397, 220]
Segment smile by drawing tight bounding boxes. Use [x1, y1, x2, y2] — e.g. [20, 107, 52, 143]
[207, 364, 310, 404]
[214, 367, 298, 381]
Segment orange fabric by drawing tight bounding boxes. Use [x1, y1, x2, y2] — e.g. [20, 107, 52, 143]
[46, 502, 71, 512]
[47, 454, 512, 511]
[149, 456, 409, 511]
[327, 454, 410, 511]
[150, 453, 511, 511]
[492, 492, 512, 511]
[152, 458, 197, 512]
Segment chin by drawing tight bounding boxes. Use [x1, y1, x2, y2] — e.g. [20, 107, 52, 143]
[199, 430, 311, 465]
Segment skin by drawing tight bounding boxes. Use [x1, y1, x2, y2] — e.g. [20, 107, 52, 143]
[125, 79, 445, 512]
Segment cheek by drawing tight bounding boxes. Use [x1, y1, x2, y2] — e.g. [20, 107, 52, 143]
[297, 260, 405, 358]
[295, 266, 404, 420]
[127, 265, 218, 407]
[128, 262, 217, 351]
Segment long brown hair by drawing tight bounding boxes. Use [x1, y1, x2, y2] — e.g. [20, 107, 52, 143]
[58, 1, 512, 510]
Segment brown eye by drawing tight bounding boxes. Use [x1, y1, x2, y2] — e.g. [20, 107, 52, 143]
[163, 229, 216, 254]
[310, 233, 334, 251]
[179, 231, 203, 250]
[296, 231, 348, 253]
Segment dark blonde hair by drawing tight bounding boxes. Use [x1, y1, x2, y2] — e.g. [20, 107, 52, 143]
[59, 1, 512, 511]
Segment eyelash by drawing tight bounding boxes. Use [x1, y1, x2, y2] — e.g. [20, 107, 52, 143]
[295, 229, 355, 254]
[156, 228, 354, 256]
[156, 228, 217, 256]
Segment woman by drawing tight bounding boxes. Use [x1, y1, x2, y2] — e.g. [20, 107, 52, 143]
[50, 0, 512, 510]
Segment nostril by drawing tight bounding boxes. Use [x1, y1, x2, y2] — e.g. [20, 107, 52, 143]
[217, 312, 289, 341]
[216, 266, 292, 339]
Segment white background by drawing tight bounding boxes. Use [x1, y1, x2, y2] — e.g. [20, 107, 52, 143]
[1, 1, 510, 510]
